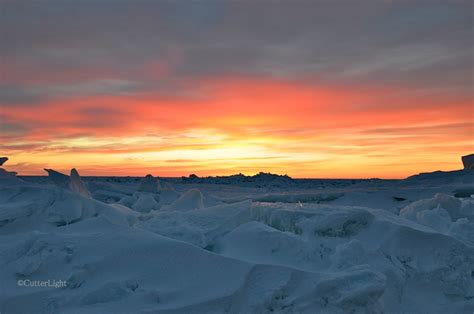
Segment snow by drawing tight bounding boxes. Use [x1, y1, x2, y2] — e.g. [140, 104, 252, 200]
[137, 174, 161, 193]
[1, 164, 474, 313]
[131, 192, 160, 213]
[162, 189, 205, 212]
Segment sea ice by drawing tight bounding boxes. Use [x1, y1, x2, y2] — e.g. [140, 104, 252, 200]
[0, 162, 473, 313]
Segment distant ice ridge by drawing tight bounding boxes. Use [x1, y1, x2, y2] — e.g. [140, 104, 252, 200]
[1, 158, 474, 313]
[181, 172, 296, 187]
[407, 154, 474, 186]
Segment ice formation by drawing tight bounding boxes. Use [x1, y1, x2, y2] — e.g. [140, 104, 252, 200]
[0, 162, 473, 313]
[0, 157, 18, 180]
[44, 168, 92, 198]
[70, 168, 92, 198]
[0, 157, 8, 165]
[44, 168, 71, 187]
[462, 153, 474, 170]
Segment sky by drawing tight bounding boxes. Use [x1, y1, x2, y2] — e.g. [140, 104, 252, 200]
[0, 0, 473, 178]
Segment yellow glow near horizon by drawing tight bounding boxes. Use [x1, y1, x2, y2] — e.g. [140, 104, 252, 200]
[1, 78, 471, 178]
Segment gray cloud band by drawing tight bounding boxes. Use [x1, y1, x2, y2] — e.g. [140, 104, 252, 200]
[0, 1, 472, 104]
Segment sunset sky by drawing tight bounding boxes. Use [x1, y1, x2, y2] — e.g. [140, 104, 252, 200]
[1, 1, 472, 178]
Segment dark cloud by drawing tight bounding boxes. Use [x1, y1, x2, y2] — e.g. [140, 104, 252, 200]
[0, 119, 31, 138]
[0, 80, 146, 104]
[0, 0, 472, 104]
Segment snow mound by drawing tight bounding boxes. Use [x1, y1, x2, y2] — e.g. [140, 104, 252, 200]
[305, 207, 374, 238]
[162, 189, 204, 211]
[0, 184, 134, 233]
[399, 193, 474, 245]
[88, 180, 135, 203]
[131, 192, 160, 213]
[137, 174, 161, 193]
[139, 201, 253, 247]
[115, 186, 179, 213]
[400, 193, 464, 221]
[215, 221, 327, 271]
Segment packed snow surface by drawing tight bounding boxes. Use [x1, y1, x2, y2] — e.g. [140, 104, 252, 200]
[1, 165, 473, 313]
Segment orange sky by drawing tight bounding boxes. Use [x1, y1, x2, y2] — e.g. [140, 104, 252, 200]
[0, 2, 472, 178]
[1, 76, 472, 178]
